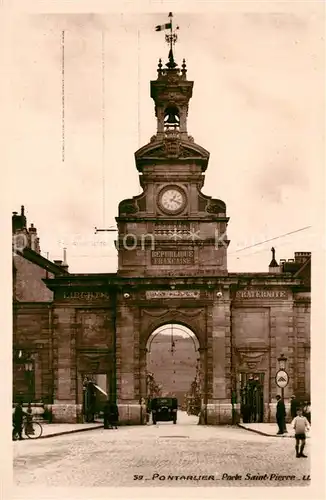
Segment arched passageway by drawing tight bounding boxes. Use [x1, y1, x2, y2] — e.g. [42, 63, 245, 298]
[145, 323, 203, 423]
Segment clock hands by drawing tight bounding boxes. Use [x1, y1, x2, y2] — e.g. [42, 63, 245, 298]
[160, 186, 185, 213]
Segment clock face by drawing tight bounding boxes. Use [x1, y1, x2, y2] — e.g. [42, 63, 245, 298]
[159, 186, 186, 214]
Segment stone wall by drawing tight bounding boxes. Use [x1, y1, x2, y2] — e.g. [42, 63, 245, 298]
[13, 303, 53, 403]
[14, 275, 309, 425]
[230, 289, 305, 422]
[231, 306, 270, 411]
[52, 306, 76, 422]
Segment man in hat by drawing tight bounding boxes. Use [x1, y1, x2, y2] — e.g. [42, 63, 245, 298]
[275, 395, 286, 435]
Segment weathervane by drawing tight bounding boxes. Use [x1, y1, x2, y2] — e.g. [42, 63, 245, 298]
[155, 12, 179, 68]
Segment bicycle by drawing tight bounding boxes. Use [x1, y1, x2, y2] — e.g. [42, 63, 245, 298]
[21, 416, 43, 439]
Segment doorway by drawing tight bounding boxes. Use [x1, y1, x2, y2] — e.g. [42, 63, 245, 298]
[239, 373, 264, 423]
[82, 373, 109, 422]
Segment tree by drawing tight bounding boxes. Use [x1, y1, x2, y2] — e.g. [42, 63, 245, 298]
[146, 371, 163, 399]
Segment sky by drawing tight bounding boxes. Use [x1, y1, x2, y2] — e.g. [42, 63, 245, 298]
[5, 7, 325, 273]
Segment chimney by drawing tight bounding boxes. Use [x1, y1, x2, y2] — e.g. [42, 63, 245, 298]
[269, 247, 281, 274]
[294, 252, 311, 264]
[12, 206, 27, 233]
[61, 248, 69, 272]
[53, 249, 69, 273]
[28, 223, 41, 254]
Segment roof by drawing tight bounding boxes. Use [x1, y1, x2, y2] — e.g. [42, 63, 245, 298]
[134, 137, 210, 171]
[14, 247, 69, 276]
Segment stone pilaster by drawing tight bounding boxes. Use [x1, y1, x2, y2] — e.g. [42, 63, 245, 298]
[270, 298, 294, 400]
[52, 306, 77, 423]
[116, 298, 142, 424]
[116, 300, 135, 401]
[294, 300, 311, 398]
[207, 292, 232, 424]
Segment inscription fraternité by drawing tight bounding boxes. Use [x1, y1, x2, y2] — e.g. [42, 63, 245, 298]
[235, 290, 287, 299]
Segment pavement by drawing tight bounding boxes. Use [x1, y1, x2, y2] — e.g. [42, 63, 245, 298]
[24, 422, 103, 439]
[20, 419, 311, 441]
[238, 422, 311, 438]
[12, 411, 311, 489]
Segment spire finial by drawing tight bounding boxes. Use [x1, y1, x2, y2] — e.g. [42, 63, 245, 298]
[182, 58, 187, 76]
[269, 247, 279, 268]
[157, 58, 163, 75]
[155, 13, 179, 69]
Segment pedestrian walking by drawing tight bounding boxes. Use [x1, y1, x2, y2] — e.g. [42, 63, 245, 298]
[291, 407, 310, 458]
[303, 401, 311, 424]
[103, 400, 111, 429]
[275, 395, 286, 435]
[25, 402, 34, 435]
[109, 401, 119, 429]
[12, 401, 27, 440]
[146, 398, 151, 423]
[290, 395, 299, 420]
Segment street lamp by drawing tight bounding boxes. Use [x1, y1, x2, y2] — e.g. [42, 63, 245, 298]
[276, 353, 288, 433]
[277, 353, 287, 371]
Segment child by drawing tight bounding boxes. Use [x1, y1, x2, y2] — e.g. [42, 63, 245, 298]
[291, 408, 310, 458]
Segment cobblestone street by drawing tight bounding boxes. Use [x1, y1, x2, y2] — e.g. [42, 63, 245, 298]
[13, 412, 311, 488]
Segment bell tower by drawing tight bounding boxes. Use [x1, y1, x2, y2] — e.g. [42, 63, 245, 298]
[151, 55, 193, 140]
[116, 19, 230, 277]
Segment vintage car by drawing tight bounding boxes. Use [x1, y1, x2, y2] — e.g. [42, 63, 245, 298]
[151, 397, 178, 424]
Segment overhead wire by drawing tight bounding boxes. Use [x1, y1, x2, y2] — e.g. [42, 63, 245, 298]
[228, 225, 312, 256]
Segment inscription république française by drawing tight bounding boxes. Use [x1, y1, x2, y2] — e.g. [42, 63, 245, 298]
[151, 249, 194, 265]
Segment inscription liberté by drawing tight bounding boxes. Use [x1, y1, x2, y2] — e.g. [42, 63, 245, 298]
[63, 291, 110, 299]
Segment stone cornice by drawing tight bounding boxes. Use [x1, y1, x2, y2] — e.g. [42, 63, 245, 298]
[43, 273, 303, 292]
[115, 217, 230, 222]
[13, 301, 52, 309]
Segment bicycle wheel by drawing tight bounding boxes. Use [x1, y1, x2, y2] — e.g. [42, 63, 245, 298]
[26, 421, 43, 439]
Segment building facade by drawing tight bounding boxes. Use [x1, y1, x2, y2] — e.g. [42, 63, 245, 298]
[12, 48, 311, 424]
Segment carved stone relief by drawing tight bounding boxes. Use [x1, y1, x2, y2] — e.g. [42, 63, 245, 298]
[234, 346, 269, 371]
[77, 351, 111, 373]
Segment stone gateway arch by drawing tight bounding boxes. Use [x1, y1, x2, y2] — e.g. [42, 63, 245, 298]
[39, 36, 310, 425]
